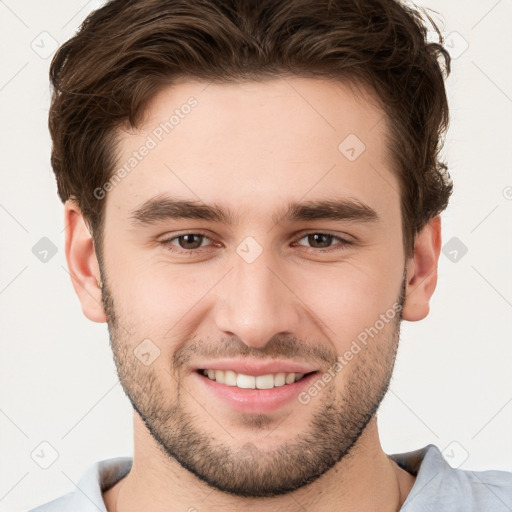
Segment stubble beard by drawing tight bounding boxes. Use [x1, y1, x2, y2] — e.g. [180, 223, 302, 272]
[100, 266, 406, 497]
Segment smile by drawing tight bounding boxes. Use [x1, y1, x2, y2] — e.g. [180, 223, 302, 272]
[199, 369, 313, 389]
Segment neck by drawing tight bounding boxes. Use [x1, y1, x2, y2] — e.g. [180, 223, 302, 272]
[104, 415, 416, 512]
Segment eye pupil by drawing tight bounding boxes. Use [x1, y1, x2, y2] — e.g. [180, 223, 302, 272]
[180, 234, 203, 249]
[308, 233, 332, 248]
[166, 232, 344, 254]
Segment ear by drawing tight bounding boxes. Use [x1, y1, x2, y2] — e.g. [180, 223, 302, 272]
[402, 216, 442, 322]
[64, 200, 106, 323]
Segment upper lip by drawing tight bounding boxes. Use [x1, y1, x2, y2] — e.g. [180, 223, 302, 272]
[194, 358, 319, 377]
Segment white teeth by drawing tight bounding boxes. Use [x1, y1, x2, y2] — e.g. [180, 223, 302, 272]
[224, 370, 237, 386]
[255, 374, 274, 389]
[202, 369, 309, 388]
[285, 373, 296, 384]
[274, 373, 286, 387]
[214, 369, 225, 384]
[237, 374, 256, 389]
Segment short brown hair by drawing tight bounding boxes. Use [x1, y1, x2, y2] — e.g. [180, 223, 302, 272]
[49, 0, 452, 261]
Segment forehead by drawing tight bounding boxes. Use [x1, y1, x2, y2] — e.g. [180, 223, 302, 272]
[108, 77, 399, 226]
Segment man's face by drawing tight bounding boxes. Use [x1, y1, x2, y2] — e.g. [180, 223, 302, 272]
[99, 77, 406, 496]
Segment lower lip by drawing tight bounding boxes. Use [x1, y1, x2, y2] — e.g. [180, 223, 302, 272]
[193, 370, 320, 414]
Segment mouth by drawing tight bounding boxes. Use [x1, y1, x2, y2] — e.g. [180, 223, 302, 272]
[194, 368, 321, 414]
[197, 368, 318, 389]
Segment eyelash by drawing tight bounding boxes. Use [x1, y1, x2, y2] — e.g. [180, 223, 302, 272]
[159, 231, 352, 255]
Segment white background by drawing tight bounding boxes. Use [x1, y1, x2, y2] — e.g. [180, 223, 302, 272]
[1, 1, 511, 510]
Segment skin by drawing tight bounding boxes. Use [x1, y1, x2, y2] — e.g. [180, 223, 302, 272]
[65, 77, 441, 511]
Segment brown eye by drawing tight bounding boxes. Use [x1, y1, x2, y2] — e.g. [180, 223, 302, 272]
[160, 232, 213, 253]
[294, 232, 350, 252]
[175, 234, 205, 250]
[305, 233, 335, 249]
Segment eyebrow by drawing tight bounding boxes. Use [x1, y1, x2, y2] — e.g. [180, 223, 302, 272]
[129, 194, 379, 227]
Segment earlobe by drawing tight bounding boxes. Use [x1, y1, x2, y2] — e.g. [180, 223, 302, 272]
[64, 200, 107, 323]
[402, 216, 442, 322]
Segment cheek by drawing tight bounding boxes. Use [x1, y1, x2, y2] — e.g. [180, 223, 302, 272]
[109, 257, 215, 339]
[293, 261, 401, 345]
[106, 233, 403, 351]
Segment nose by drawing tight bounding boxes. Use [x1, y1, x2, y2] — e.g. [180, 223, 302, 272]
[213, 246, 301, 349]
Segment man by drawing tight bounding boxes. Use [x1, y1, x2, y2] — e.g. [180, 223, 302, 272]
[29, 0, 512, 510]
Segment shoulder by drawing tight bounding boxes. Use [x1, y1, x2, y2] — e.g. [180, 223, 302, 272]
[447, 466, 512, 510]
[27, 492, 75, 512]
[26, 457, 132, 512]
[390, 444, 512, 512]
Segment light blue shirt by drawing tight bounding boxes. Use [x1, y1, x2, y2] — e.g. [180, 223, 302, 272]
[28, 444, 512, 511]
